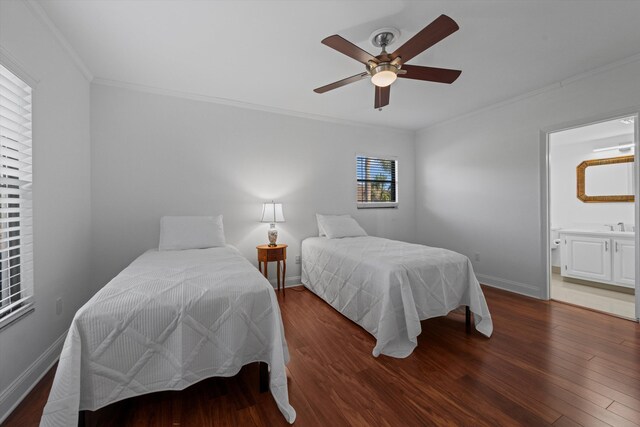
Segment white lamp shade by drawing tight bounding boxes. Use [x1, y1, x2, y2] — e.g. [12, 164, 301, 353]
[260, 202, 285, 223]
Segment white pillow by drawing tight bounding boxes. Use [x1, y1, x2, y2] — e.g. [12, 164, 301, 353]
[320, 216, 368, 239]
[159, 215, 226, 251]
[316, 213, 350, 237]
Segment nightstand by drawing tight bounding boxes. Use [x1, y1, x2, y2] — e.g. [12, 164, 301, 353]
[257, 244, 288, 295]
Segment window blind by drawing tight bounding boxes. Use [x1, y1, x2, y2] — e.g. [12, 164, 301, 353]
[0, 63, 33, 329]
[356, 155, 397, 207]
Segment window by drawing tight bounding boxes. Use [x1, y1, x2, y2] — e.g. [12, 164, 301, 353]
[356, 155, 398, 208]
[0, 63, 33, 329]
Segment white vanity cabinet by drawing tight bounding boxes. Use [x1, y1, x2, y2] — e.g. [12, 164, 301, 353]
[562, 235, 611, 282]
[613, 238, 636, 287]
[559, 230, 635, 289]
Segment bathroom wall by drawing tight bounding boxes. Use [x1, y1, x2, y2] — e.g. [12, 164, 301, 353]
[550, 134, 635, 231]
[549, 128, 635, 268]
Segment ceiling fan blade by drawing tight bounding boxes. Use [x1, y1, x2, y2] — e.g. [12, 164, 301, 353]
[398, 65, 461, 84]
[390, 15, 459, 63]
[322, 35, 378, 65]
[374, 86, 390, 109]
[314, 72, 369, 94]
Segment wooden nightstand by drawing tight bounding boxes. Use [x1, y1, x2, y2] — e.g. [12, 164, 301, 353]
[257, 244, 287, 295]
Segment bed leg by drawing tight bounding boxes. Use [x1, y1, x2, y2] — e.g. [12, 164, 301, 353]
[465, 306, 471, 334]
[78, 410, 87, 427]
[259, 362, 269, 393]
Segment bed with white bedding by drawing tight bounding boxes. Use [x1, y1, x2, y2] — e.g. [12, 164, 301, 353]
[40, 246, 296, 426]
[301, 236, 493, 358]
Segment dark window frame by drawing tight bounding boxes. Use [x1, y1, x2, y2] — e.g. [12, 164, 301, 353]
[356, 155, 398, 209]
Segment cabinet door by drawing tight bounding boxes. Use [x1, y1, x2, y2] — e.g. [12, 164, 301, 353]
[613, 239, 635, 288]
[563, 235, 612, 282]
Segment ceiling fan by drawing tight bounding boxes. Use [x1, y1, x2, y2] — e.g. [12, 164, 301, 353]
[314, 14, 462, 110]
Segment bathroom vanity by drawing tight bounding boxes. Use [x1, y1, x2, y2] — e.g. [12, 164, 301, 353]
[559, 230, 635, 289]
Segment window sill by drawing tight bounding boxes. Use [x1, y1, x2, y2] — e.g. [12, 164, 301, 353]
[0, 300, 34, 332]
[357, 203, 398, 209]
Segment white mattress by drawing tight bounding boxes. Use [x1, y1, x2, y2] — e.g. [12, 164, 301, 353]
[301, 236, 492, 358]
[40, 247, 296, 426]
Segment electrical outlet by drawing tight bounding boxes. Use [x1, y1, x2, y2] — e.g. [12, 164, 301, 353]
[474, 253, 480, 262]
[56, 298, 63, 315]
[295, 255, 301, 264]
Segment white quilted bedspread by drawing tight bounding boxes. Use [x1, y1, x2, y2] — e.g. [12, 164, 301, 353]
[301, 236, 492, 358]
[40, 247, 296, 426]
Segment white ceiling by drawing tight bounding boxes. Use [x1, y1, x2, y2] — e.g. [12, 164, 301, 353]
[36, 0, 640, 131]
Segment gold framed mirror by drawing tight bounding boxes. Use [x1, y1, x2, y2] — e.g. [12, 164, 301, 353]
[576, 155, 634, 203]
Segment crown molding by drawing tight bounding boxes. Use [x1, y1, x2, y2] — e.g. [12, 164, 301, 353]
[418, 50, 640, 134]
[91, 77, 415, 136]
[23, 0, 93, 82]
[21, 0, 408, 135]
[0, 45, 41, 87]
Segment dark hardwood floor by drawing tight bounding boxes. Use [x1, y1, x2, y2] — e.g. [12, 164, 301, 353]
[3, 286, 640, 426]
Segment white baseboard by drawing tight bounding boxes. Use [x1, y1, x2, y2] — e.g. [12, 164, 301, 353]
[273, 272, 541, 298]
[267, 275, 302, 288]
[286, 281, 304, 288]
[0, 331, 67, 424]
[476, 273, 543, 299]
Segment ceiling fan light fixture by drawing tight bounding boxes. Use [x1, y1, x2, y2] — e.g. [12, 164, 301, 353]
[371, 64, 398, 87]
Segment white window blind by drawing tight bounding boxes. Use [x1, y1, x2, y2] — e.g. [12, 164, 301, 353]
[356, 155, 398, 208]
[0, 63, 33, 329]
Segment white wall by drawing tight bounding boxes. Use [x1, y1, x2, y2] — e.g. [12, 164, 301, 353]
[90, 83, 416, 291]
[0, 0, 92, 422]
[550, 137, 635, 231]
[415, 58, 640, 298]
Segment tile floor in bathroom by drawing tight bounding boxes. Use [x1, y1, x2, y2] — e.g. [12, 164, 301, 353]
[551, 273, 636, 319]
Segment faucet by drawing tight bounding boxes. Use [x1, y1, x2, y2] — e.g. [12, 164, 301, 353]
[605, 224, 615, 231]
[618, 222, 625, 232]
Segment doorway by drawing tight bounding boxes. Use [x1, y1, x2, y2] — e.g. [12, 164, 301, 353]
[547, 115, 638, 320]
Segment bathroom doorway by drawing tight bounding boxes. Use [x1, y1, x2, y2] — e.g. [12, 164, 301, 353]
[547, 115, 638, 320]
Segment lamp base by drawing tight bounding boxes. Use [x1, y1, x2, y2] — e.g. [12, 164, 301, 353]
[267, 225, 278, 247]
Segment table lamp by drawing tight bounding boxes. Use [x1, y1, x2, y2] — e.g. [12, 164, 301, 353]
[260, 201, 285, 246]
